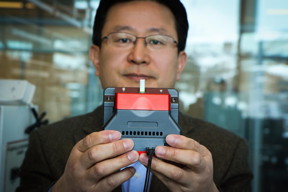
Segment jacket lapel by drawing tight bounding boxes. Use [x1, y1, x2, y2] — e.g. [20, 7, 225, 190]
[72, 106, 104, 143]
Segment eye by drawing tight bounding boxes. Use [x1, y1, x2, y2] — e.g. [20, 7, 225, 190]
[116, 38, 132, 44]
[147, 36, 167, 46]
[107, 33, 136, 47]
[149, 39, 163, 45]
[111, 33, 134, 45]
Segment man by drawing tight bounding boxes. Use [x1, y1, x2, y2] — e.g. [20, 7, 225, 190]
[17, 0, 252, 191]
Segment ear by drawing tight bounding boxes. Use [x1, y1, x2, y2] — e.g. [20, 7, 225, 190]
[176, 51, 187, 80]
[89, 45, 101, 76]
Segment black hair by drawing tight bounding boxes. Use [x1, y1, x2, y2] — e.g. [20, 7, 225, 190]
[92, 0, 189, 52]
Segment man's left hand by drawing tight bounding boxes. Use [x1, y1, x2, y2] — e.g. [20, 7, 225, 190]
[139, 134, 219, 192]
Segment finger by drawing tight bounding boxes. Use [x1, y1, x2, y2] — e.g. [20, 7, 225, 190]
[80, 139, 135, 169]
[140, 154, 214, 192]
[77, 130, 121, 152]
[164, 135, 212, 170]
[140, 154, 188, 185]
[152, 171, 183, 191]
[96, 167, 136, 192]
[166, 135, 210, 159]
[88, 150, 139, 182]
[166, 134, 202, 151]
[155, 146, 206, 170]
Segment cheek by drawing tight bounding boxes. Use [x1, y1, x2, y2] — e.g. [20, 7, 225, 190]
[156, 55, 179, 76]
[100, 48, 127, 70]
[154, 57, 179, 87]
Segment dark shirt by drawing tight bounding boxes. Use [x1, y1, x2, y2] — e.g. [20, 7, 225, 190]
[17, 106, 252, 192]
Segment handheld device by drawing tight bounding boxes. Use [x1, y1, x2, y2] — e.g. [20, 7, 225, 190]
[103, 80, 181, 154]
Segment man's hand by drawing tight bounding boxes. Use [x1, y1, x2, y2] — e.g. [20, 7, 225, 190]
[139, 134, 218, 192]
[52, 130, 139, 192]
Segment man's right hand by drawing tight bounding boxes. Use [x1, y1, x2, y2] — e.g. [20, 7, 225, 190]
[51, 130, 139, 192]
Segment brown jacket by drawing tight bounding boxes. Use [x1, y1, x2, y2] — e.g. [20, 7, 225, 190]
[17, 106, 252, 192]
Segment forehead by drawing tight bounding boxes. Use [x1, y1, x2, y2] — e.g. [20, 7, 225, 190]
[102, 1, 177, 36]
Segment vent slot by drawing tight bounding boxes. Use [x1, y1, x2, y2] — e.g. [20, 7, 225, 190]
[122, 130, 163, 136]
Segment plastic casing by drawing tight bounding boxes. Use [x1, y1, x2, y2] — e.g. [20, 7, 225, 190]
[103, 87, 180, 152]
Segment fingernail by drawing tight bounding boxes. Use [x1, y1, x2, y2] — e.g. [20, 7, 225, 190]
[128, 167, 136, 175]
[156, 147, 165, 157]
[166, 135, 177, 145]
[139, 154, 148, 165]
[123, 140, 133, 150]
[127, 151, 138, 162]
[108, 131, 121, 141]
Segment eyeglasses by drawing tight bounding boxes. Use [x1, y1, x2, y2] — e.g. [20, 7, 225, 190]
[102, 32, 178, 50]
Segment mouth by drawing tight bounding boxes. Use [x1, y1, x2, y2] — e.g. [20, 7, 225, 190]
[124, 73, 154, 82]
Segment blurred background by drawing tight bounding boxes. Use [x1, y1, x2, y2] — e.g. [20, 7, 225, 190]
[0, 0, 287, 191]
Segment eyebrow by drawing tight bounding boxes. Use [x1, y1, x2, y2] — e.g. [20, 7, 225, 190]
[111, 25, 168, 34]
[112, 25, 134, 32]
[148, 27, 168, 34]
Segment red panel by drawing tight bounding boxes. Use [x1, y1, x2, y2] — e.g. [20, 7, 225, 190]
[115, 93, 170, 110]
[137, 151, 146, 155]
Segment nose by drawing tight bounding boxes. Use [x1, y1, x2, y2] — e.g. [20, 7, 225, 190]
[127, 38, 150, 65]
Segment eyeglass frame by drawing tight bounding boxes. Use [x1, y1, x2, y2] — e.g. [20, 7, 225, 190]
[101, 32, 178, 50]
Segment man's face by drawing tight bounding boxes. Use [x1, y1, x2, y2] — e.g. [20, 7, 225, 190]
[90, 1, 187, 88]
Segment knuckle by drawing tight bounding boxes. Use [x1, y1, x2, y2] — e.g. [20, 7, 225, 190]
[192, 152, 202, 166]
[106, 176, 118, 188]
[171, 168, 184, 181]
[93, 164, 107, 177]
[87, 147, 98, 162]
[112, 142, 118, 153]
[112, 141, 121, 153]
[167, 147, 177, 158]
[189, 139, 197, 149]
[82, 134, 92, 149]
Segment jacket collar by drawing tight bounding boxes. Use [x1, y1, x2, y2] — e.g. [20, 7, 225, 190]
[72, 105, 104, 143]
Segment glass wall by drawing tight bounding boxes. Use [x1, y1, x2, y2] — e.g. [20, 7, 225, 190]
[180, 0, 288, 191]
[0, 0, 287, 191]
[0, 0, 102, 123]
